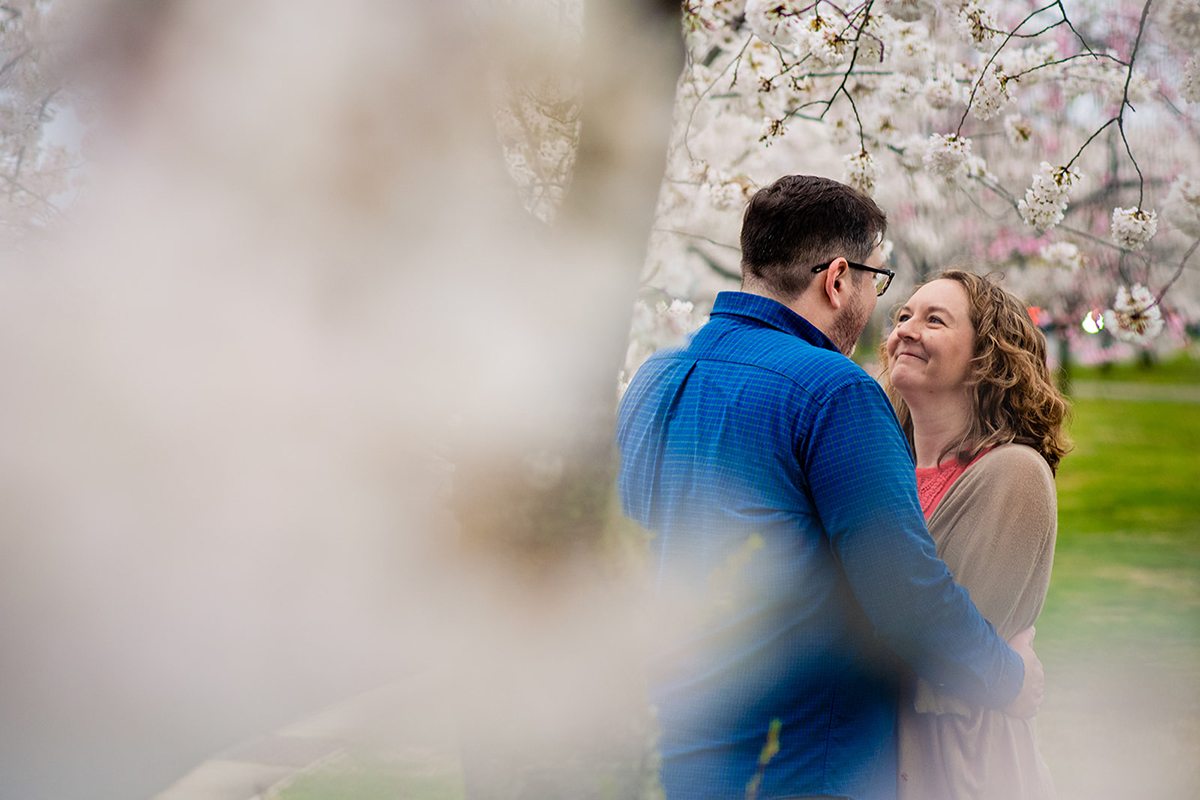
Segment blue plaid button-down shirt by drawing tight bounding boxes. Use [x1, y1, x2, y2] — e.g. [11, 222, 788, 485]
[616, 292, 1022, 800]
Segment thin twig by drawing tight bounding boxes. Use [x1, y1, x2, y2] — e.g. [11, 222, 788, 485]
[653, 227, 741, 251]
[1118, 0, 1154, 208]
[956, 1, 1063, 135]
[0, 48, 27, 85]
[684, 37, 752, 162]
[687, 244, 742, 281]
[1153, 237, 1200, 306]
[1058, 221, 1146, 258]
[1065, 116, 1119, 171]
[0, 171, 57, 211]
[1059, 2, 1104, 57]
[1008, 50, 1128, 85]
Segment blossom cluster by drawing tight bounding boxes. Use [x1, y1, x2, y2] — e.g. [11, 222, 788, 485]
[1004, 114, 1033, 146]
[1018, 162, 1081, 230]
[683, 0, 743, 37]
[1182, 57, 1200, 104]
[924, 69, 960, 109]
[1104, 284, 1164, 345]
[493, 73, 582, 223]
[1164, 175, 1200, 237]
[953, 0, 1000, 50]
[842, 150, 879, 196]
[804, 15, 851, 69]
[1163, 0, 1200, 50]
[923, 133, 973, 179]
[743, 0, 799, 47]
[621, 297, 705, 395]
[743, 0, 848, 68]
[1040, 241, 1083, 272]
[995, 42, 1059, 85]
[1110, 206, 1157, 251]
[693, 161, 757, 211]
[971, 66, 1012, 121]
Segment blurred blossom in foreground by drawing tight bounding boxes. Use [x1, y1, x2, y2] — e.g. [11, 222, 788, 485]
[0, 1, 679, 798]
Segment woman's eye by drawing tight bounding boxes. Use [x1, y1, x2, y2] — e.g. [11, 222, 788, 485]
[897, 313, 911, 322]
[928, 315, 943, 325]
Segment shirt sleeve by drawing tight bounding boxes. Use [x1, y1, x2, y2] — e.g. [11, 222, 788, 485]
[798, 377, 1024, 710]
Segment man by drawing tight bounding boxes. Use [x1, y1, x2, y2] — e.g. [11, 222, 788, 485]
[616, 175, 1042, 800]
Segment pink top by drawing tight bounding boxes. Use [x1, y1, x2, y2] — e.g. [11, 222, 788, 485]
[914, 449, 991, 520]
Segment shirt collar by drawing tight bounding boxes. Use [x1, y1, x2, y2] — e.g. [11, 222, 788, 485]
[710, 291, 840, 353]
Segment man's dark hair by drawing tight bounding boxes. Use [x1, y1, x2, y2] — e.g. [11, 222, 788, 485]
[740, 175, 888, 299]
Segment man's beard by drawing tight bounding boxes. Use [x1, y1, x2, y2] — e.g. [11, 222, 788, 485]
[829, 283, 871, 356]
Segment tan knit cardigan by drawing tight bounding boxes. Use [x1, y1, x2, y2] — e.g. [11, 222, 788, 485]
[897, 444, 1058, 800]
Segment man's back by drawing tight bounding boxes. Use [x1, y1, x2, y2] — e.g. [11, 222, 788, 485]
[616, 292, 1020, 800]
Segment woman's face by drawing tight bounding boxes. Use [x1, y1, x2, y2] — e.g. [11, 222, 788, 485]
[886, 279, 976, 402]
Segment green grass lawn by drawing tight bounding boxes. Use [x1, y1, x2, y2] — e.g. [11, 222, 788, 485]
[1035, 379, 1200, 800]
[277, 756, 464, 800]
[1066, 349, 1200, 384]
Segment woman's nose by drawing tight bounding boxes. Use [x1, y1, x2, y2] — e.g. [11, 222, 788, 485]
[894, 319, 918, 339]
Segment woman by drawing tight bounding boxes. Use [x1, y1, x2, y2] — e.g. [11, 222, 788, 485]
[879, 269, 1070, 800]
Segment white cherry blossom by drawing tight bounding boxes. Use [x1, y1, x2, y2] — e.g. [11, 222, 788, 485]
[971, 66, 1012, 121]
[881, 73, 923, 102]
[1163, 0, 1200, 49]
[924, 69, 961, 109]
[1040, 241, 1083, 272]
[826, 112, 857, 145]
[1101, 68, 1155, 106]
[996, 43, 1059, 86]
[888, 20, 934, 77]
[855, 12, 892, 64]
[1110, 206, 1158, 250]
[702, 168, 756, 210]
[842, 150, 879, 195]
[1163, 175, 1200, 237]
[1018, 162, 1081, 230]
[882, 0, 928, 21]
[800, 15, 849, 69]
[963, 154, 993, 183]
[953, 0, 1000, 50]
[1004, 114, 1033, 145]
[923, 133, 972, 178]
[745, 0, 801, 47]
[1104, 284, 1164, 344]
[1182, 56, 1200, 104]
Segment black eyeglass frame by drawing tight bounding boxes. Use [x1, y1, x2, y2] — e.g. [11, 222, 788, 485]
[809, 260, 895, 297]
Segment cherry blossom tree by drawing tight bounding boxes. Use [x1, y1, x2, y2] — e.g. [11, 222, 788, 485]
[624, 0, 1200, 377]
[0, 0, 78, 243]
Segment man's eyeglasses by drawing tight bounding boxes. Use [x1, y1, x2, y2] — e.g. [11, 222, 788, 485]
[810, 260, 895, 297]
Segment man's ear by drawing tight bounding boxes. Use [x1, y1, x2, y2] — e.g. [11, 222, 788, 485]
[821, 258, 851, 310]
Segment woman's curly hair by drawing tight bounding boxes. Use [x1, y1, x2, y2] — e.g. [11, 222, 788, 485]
[878, 269, 1072, 474]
